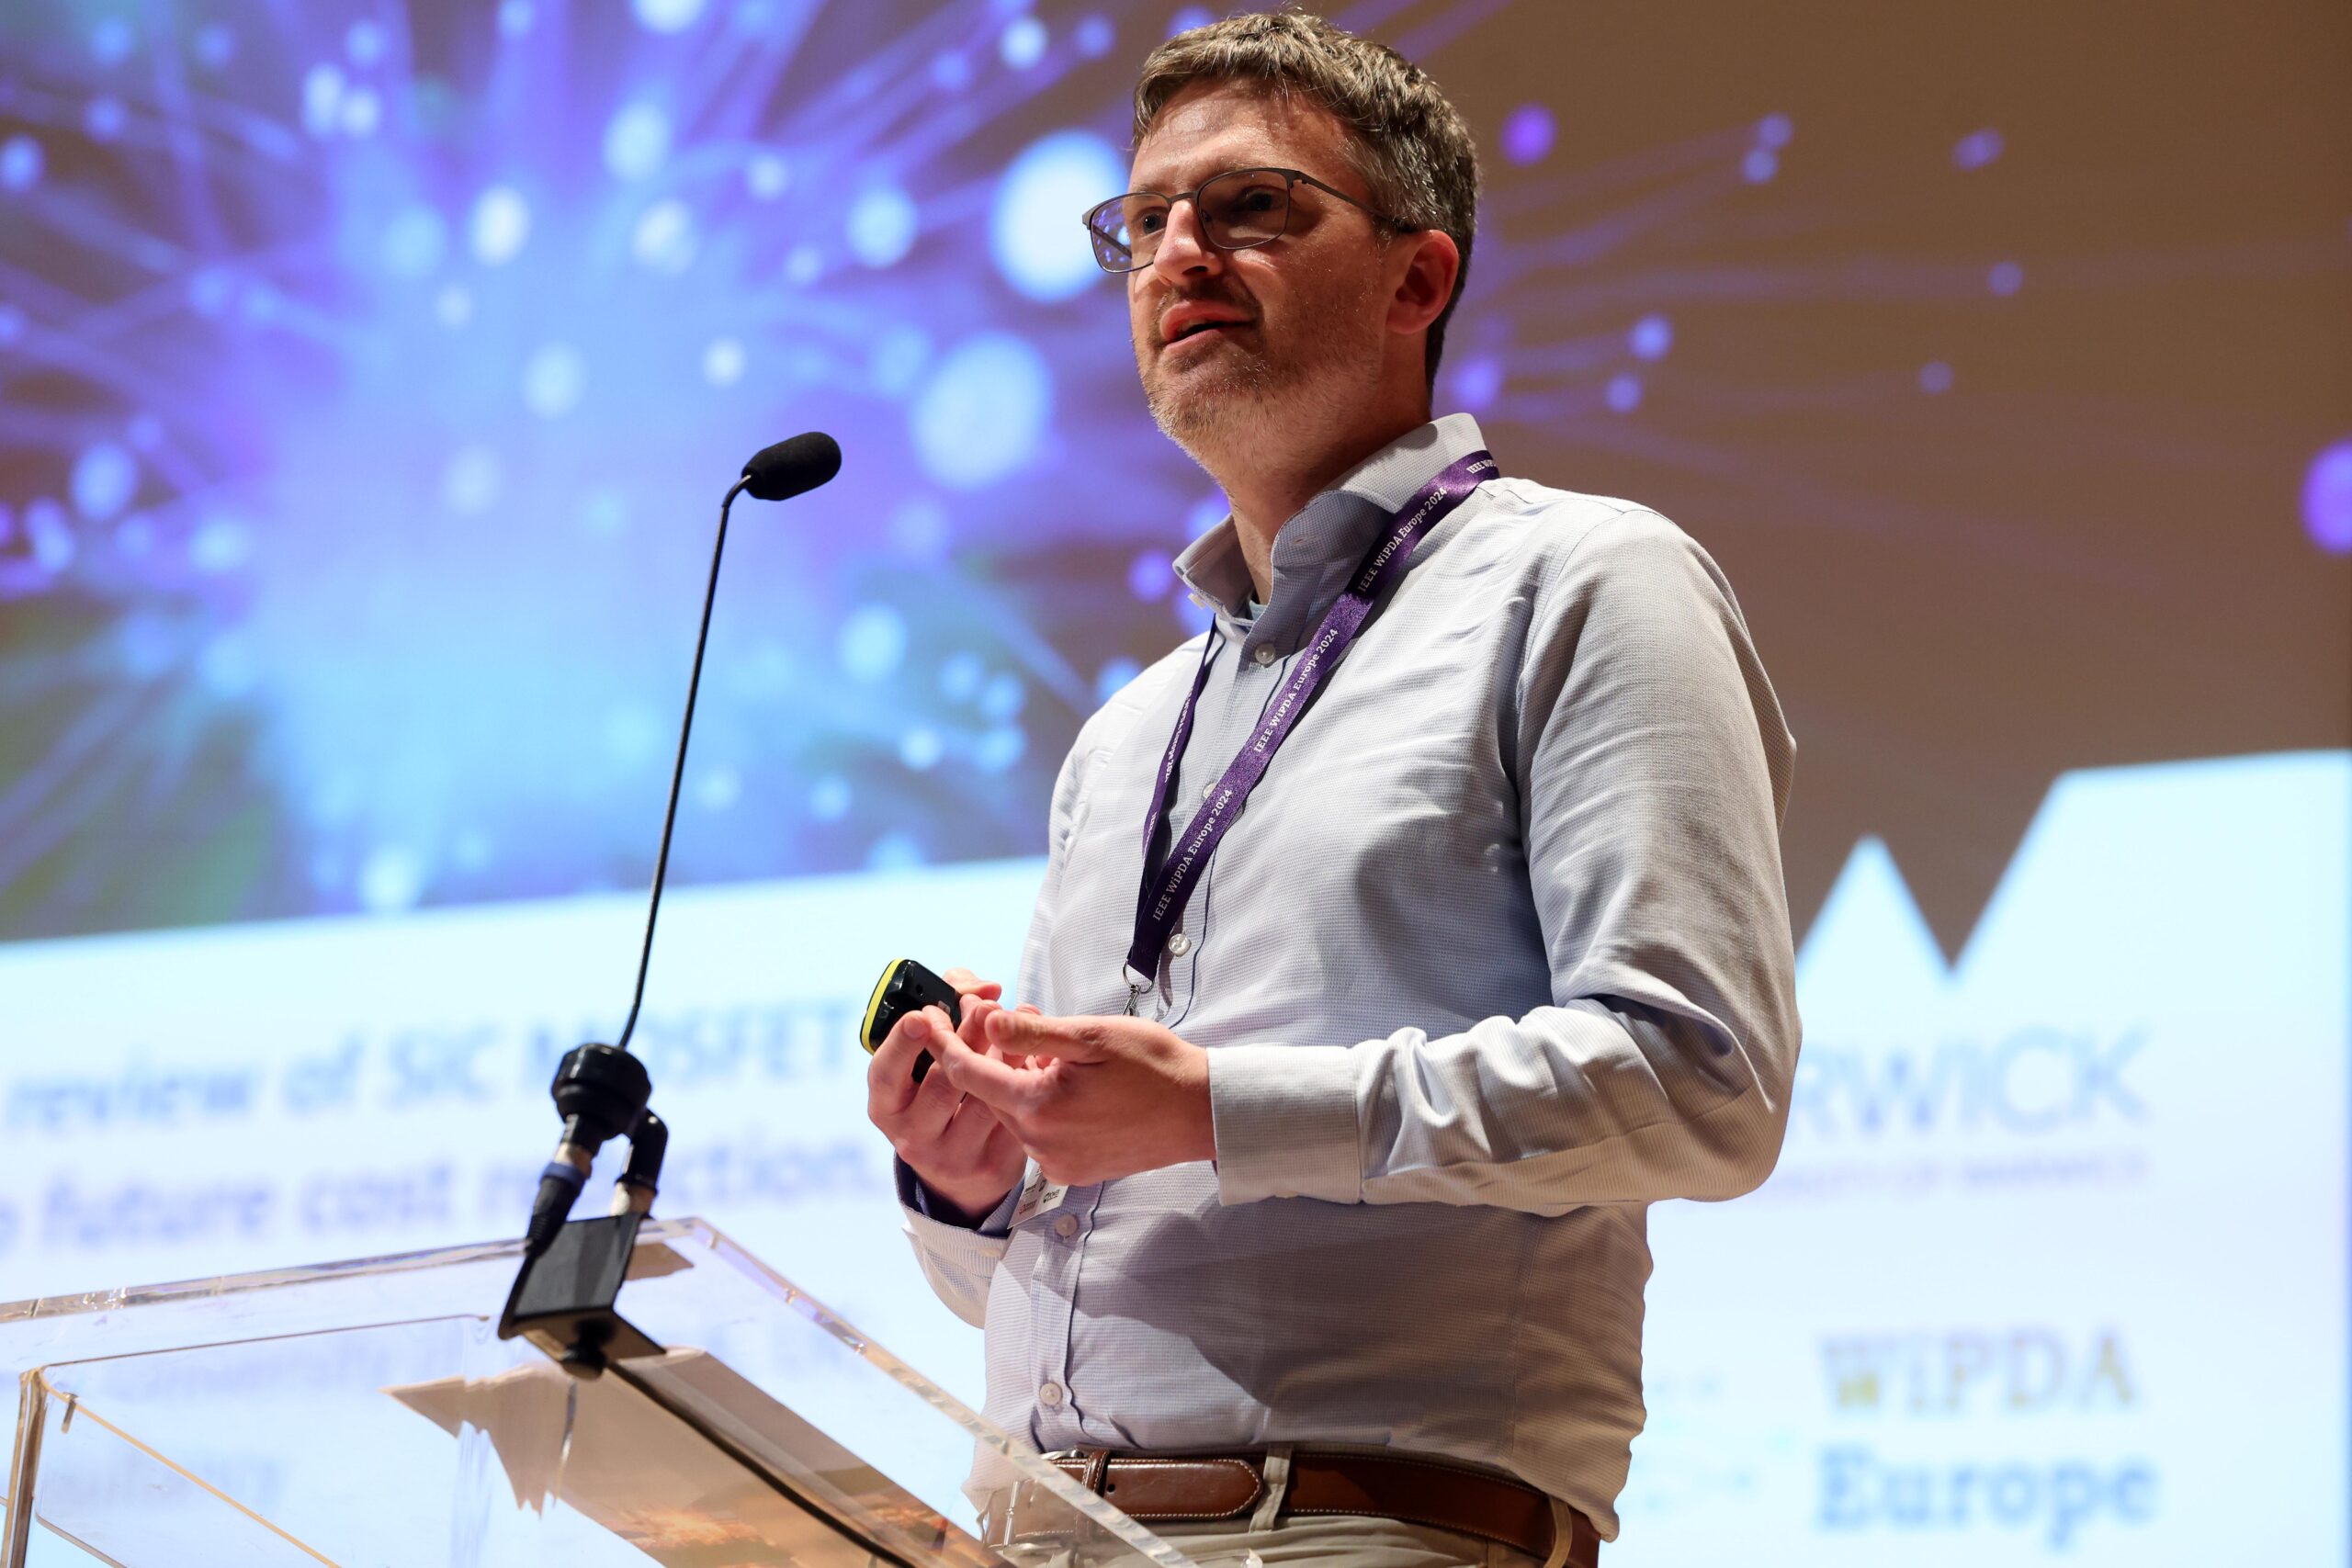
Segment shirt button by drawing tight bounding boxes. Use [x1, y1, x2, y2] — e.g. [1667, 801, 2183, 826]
[1201, 778, 1216, 799]
[1252, 645, 1277, 667]
[1038, 1382, 1065, 1408]
[1053, 1213, 1080, 1239]
[1167, 931, 1193, 957]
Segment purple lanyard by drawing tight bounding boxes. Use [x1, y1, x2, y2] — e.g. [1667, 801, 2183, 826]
[1124, 449, 1498, 1011]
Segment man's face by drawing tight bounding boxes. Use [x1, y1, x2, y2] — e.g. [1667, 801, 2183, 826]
[1125, 83, 1394, 456]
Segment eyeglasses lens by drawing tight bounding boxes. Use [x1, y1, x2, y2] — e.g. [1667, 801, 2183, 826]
[1088, 172, 1293, 274]
[1200, 170, 1290, 248]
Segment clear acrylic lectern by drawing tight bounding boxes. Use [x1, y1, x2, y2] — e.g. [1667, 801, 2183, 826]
[0, 1217, 1193, 1567]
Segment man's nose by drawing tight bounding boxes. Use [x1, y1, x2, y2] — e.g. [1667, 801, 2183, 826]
[1147, 197, 1224, 288]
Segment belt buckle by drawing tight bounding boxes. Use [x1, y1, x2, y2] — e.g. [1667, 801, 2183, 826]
[983, 1451, 1101, 1555]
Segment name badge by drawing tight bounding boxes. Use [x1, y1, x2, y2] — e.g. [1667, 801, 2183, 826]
[1010, 1162, 1069, 1227]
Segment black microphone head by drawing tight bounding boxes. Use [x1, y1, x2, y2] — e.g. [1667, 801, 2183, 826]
[741, 432, 842, 502]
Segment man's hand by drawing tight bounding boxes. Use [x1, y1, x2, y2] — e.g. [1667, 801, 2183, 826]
[865, 968, 1038, 1224]
[929, 1009, 1216, 1186]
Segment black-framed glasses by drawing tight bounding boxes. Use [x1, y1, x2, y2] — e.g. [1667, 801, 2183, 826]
[1080, 166, 1413, 275]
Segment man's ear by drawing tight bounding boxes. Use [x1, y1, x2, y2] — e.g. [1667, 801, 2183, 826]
[1386, 228, 1461, 340]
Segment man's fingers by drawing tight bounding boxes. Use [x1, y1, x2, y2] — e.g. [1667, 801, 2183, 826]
[941, 966, 1003, 1002]
[936, 1089, 1007, 1159]
[933, 1021, 1046, 1111]
[867, 1009, 935, 1111]
[956, 996, 1002, 1052]
[984, 1008, 1106, 1061]
[871, 1010, 966, 1118]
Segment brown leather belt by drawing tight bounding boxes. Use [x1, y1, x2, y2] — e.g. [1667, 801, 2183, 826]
[1002, 1448, 1600, 1567]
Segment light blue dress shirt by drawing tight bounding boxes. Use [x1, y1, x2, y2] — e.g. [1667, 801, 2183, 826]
[898, 413, 1801, 1539]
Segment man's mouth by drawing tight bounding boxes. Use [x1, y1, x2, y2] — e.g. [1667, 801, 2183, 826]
[1161, 308, 1253, 347]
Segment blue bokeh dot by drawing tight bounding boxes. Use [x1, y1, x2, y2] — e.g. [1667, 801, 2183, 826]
[1741, 147, 1778, 184]
[2303, 440, 2352, 555]
[1075, 16, 1116, 57]
[381, 205, 447, 277]
[0, 135, 42, 193]
[1500, 104, 1555, 167]
[1756, 113, 1793, 150]
[911, 333, 1053, 490]
[1605, 373, 1643, 413]
[848, 186, 919, 267]
[85, 97, 127, 142]
[522, 343, 587, 418]
[346, 19, 387, 65]
[604, 102, 672, 181]
[72, 442, 138, 522]
[809, 775, 853, 820]
[1918, 360, 1954, 394]
[1128, 550, 1174, 601]
[631, 198, 698, 273]
[1451, 355, 1502, 412]
[24, 498, 74, 572]
[899, 728, 944, 771]
[1952, 128, 2005, 170]
[1629, 313, 1673, 361]
[1097, 657, 1143, 703]
[992, 130, 1124, 302]
[976, 726, 1026, 773]
[190, 513, 253, 572]
[92, 17, 135, 64]
[866, 832, 924, 872]
[698, 761, 747, 813]
[839, 604, 909, 681]
[1987, 260, 2023, 297]
[1001, 17, 1047, 68]
[360, 846, 424, 913]
[940, 651, 985, 701]
[747, 152, 788, 197]
[188, 269, 233, 316]
[470, 186, 531, 264]
[980, 671, 1026, 721]
[1169, 7, 1214, 38]
[634, 0, 706, 34]
[302, 64, 344, 136]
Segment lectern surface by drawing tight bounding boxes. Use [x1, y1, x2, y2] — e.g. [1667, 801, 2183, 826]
[0, 1217, 1189, 1568]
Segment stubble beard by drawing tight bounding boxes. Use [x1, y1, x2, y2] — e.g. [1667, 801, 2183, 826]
[1140, 273, 1385, 472]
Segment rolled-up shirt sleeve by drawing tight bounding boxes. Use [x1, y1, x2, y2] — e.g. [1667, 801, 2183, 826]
[1209, 510, 1801, 1213]
[894, 1157, 1017, 1327]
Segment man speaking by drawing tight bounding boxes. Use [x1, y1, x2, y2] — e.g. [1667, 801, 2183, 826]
[865, 13, 1800, 1564]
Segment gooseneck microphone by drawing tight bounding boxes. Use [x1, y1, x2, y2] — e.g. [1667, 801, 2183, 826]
[510, 434, 843, 1292]
[741, 430, 843, 502]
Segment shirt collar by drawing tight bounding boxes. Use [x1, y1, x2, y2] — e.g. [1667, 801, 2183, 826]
[1173, 413, 1492, 652]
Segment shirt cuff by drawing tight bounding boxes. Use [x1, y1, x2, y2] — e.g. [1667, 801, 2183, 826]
[895, 1156, 1021, 1235]
[1206, 1043, 1363, 1205]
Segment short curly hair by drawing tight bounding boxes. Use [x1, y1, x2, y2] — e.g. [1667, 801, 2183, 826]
[1133, 11, 1482, 396]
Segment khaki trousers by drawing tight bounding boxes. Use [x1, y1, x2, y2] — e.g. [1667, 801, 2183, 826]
[1141, 1511, 1548, 1568]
